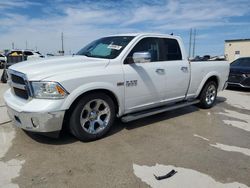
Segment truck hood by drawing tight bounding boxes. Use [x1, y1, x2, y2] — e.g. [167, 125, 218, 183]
[9, 55, 109, 80]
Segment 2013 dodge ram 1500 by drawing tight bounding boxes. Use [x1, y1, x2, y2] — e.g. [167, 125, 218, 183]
[4, 33, 229, 141]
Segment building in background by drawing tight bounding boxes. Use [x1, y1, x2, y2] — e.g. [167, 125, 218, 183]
[225, 39, 250, 63]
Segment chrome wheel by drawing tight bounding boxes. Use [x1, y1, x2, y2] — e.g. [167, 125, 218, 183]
[80, 99, 111, 134]
[205, 84, 216, 105]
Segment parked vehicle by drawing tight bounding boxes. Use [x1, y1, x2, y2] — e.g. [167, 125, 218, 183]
[228, 57, 250, 88]
[0, 54, 7, 69]
[6, 50, 44, 67]
[4, 33, 229, 141]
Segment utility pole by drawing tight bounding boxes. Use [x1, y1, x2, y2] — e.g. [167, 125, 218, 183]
[188, 28, 192, 58]
[192, 29, 196, 58]
[61, 32, 64, 56]
[25, 40, 28, 49]
[12, 42, 15, 49]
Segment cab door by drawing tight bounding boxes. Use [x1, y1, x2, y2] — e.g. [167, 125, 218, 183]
[122, 37, 167, 113]
[160, 38, 190, 102]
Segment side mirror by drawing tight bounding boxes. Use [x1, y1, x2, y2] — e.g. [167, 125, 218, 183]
[132, 52, 151, 64]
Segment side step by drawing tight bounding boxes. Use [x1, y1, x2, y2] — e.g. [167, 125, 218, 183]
[121, 99, 200, 123]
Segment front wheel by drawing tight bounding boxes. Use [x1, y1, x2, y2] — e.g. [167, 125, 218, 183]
[197, 81, 217, 109]
[69, 92, 116, 141]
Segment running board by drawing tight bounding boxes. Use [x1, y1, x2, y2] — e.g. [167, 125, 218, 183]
[121, 100, 200, 123]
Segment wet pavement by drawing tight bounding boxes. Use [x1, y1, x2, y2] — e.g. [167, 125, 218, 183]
[0, 69, 249, 188]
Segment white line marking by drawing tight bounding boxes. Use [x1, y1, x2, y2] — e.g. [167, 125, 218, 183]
[218, 110, 250, 132]
[0, 124, 24, 188]
[133, 163, 249, 188]
[193, 134, 210, 141]
[210, 143, 250, 157]
[219, 91, 250, 110]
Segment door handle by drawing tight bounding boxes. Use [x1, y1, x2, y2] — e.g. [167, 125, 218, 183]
[181, 66, 188, 72]
[156, 68, 165, 75]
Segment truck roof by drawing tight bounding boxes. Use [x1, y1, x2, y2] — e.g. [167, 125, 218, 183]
[107, 33, 180, 39]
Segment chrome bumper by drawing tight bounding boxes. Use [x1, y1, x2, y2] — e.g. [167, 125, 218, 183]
[222, 81, 228, 90]
[6, 106, 65, 133]
[227, 82, 250, 88]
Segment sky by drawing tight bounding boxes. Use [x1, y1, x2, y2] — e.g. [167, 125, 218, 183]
[0, 0, 250, 56]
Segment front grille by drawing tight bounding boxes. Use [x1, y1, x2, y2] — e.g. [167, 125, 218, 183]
[241, 78, 250, 87]
[9, 70, 30, 100]
[11, 74, 25, 84]
[13, 87, 29, 99]
[228, 74, 243, 83]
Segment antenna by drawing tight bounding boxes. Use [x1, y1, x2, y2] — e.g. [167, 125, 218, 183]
[192, 29, 196, 58]
[188, 28, 192, 58]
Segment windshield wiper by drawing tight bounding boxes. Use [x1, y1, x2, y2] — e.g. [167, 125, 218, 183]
[78, 51, 93, 57]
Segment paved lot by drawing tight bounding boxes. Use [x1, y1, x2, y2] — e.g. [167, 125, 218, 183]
[0, 69, 250, 188]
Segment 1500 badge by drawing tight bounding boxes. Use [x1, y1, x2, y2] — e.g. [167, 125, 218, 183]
[126, 80, 137, 87]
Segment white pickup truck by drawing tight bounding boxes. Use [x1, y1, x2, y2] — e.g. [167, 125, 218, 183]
[4, 33, 229, 141]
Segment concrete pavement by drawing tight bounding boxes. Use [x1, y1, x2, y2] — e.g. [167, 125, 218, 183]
[0, 69, 249, 188]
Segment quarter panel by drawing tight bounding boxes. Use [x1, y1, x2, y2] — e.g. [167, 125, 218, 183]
[187, 61, 229, 98]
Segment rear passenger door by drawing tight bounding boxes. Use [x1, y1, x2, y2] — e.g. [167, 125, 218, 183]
[161, 38, 190, 102]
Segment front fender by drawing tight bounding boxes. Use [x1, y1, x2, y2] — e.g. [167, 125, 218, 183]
[61, 82, 124, 116]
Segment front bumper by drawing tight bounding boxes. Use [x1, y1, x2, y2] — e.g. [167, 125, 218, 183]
[228, 74, 250, 88]
[227, 82, 250, 88]
[6, 106, 65, 133]
[4, 89, 66, 133]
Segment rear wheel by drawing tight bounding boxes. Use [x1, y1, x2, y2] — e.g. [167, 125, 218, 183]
[69, 92, 116, 141]
[197, 81, 217, 109]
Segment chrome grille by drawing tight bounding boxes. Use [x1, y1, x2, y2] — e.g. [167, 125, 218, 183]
[8, 70, 30, 100]
[228, 74, 243, 83]
[11, 74, 26, 84]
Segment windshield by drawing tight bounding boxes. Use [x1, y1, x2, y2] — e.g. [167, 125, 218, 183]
[77, 36, 134, 59]
[231, 57, 250, 67]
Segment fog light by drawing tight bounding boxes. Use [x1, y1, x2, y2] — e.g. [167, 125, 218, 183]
[31, 117, 39, 128]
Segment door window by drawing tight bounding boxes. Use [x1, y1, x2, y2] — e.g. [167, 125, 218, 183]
[125, 37, 163, 64]
[162, 39, 182, 61]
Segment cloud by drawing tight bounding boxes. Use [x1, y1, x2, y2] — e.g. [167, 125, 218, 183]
[0, 0, 41, 10]
[0, 0, 249, 55]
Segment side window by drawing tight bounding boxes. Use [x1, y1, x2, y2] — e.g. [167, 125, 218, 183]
[162, 39, 182, 61]
[125, 37, 162, 64]
[24, 51, 33, 56]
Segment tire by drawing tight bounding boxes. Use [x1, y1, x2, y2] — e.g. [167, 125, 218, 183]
[69, 92, 116, 141]
[1, 69, 8, 83]
[197, 81, 217, 109]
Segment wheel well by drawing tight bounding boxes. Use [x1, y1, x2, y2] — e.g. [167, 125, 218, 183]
[62, 89, 119, 131]
[198, 76, 219, 98]
[206, 76, 219, 87]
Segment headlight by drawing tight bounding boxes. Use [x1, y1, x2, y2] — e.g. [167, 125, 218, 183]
[31, 81, 68, 99]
